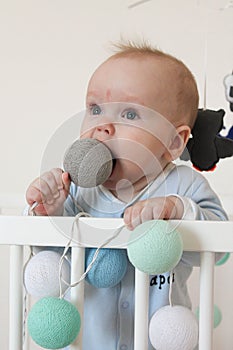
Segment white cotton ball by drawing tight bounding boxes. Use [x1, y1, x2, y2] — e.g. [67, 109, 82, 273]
[149, 305, 198, 350]
[24, 250, 70, 298]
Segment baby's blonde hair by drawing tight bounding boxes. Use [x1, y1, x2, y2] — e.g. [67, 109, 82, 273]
[108, 39, 199, 128]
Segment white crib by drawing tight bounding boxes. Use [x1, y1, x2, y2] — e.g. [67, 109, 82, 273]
[0, 215, 233, 350]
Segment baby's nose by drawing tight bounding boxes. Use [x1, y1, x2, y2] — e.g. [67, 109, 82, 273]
[96, 122, 115, 136]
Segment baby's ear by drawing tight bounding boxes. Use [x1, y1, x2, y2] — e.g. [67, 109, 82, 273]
[168, 125, 191, 160]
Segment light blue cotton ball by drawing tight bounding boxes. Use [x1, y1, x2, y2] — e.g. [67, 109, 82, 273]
[127, 220, 183, 274]
[28, 297, 81, 349]
[85, 248, 128, 288]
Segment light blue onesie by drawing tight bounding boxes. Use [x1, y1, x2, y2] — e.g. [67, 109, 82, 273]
[63, 163, 227, 350]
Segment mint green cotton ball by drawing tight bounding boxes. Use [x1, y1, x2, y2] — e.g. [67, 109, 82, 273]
[195, 304, 222, 328]
[213, 305, 222, 328]
[28, 297, 81, 349]
[127, 220, 183, 274]
[215, 252, 230, 266]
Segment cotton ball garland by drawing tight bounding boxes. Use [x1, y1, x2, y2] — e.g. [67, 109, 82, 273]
[24, 250, 70, 298]
[28, 297, 81, 349]
[85, 248, 128, 288]
[195, 304, 222, 328]
[213, 304, 222, 328]
[63, 138, 113, 188]
[127, 220, 183, 274]
[149, 305, 198, 350]
[215, 252, 230, 266]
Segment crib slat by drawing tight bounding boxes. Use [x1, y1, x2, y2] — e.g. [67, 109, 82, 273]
[70, 246, 85, 350]
[134, 269, 149, 350]
[199, 251, 215, 350]
[9, 245, 24, 350]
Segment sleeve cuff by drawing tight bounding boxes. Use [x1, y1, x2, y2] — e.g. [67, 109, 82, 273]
[169, 195, 197, 220]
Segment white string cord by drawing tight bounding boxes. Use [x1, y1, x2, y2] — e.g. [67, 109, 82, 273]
[58, 215, 125, 299]
[56, 179, 160, 297]
[168, 270, 174, 307]
[203, 0, 208, 111]
[22, 290, 28, 348]
[128, 0, 152, 9]
[28, 200, 126, 299]
[27, 177, 158, 300]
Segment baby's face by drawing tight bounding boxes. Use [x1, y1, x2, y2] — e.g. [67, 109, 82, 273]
[81, 56, 179, 193]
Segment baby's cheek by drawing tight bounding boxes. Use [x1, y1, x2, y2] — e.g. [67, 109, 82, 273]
[80, 127, 93, 139]
[80, 118, 94, 138]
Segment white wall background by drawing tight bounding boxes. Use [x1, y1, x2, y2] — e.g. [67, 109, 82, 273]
[0, 0, 233, 197]
[0, 0, 233, 349]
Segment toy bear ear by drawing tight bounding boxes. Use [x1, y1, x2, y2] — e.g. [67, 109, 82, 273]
[179, 108, 233, 171]
[215, 136, 233, 159]
[195, 109, 225, 135]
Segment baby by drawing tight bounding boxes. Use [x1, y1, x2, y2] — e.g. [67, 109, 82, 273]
[26, 41, 227, 349]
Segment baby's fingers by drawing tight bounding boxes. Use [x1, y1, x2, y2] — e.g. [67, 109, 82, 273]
[26, 168, 63, 206]
[124, 205, 142, 230]
[27, 178, 54, 205]
[62, 172, 71, 196]
[36, 175, 58, 204]
[40, 170, 62, 198]
[26, 183, 47, 206]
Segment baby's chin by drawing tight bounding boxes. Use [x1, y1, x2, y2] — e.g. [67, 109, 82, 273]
[102, 171, 149, 196]
[101, 179, 117, 191]
[102, 157, 159, 192]
[102, 175, 130, 193]
[102, 177, 134, 202]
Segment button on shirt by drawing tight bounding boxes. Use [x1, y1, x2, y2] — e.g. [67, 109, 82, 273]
[120, 345, 128, 350]
[122, 301, 129, 309]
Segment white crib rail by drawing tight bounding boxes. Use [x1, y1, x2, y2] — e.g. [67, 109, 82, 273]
[1, 216, 233, 350]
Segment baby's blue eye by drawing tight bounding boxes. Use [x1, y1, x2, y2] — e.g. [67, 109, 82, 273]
[91, 105, 102, 115]
[124, 110, 138, 120]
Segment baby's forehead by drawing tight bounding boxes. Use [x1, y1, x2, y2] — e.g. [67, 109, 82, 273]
[98, 53, 166, 71]
[88, 55, 187, 124]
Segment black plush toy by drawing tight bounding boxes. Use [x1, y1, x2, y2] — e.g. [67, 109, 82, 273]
[180, 108, 233, 171]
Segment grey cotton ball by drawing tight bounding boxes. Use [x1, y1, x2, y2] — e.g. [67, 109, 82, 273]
[63, 138, 113, 188]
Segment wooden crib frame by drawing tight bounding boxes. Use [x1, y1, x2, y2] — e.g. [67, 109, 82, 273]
[0, 215, 233, 350]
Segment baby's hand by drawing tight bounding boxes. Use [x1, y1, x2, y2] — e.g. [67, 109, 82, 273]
[26, 168, 71, 216]
[124, 196, 184, 230]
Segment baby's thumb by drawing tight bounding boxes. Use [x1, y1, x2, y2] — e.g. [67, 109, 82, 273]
[62, 172, 71, 196]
